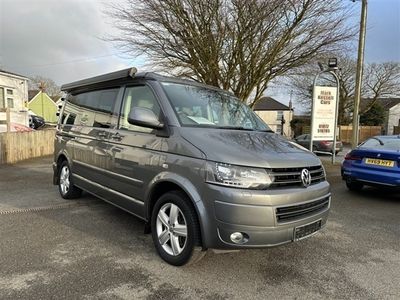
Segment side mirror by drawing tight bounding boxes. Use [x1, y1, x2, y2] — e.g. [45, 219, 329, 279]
[128, 107, 164, 129]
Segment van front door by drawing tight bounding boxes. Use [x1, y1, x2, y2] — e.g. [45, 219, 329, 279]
[105, 84, 165, 218]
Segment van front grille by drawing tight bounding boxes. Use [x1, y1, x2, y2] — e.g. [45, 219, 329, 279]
[269, 165, 325, 188]
[275, 196, 330, 223]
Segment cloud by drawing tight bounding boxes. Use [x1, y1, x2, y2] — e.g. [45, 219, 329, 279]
[0, 0, 141, 85]
[0, 0, 398, 88]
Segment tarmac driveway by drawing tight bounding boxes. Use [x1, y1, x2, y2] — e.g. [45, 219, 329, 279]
[0, 157, 399, 299]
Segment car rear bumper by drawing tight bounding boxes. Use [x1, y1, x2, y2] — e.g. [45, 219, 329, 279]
[342, 163, 400, 187]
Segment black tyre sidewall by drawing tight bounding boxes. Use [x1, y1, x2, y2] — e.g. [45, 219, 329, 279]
[151, 191, 199, 266]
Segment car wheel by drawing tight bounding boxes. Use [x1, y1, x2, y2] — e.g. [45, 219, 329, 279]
[58, 161, 82, 199]
[345, 178, 363, 191]
[151, 191, 202, 266]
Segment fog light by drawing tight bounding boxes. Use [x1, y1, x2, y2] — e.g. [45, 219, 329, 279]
[230, 232, 244, 244]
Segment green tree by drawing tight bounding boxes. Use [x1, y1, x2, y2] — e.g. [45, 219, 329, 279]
[359, 102, 385, 126]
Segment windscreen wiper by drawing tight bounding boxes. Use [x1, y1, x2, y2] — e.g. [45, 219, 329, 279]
[216, 126, 255, 131]
[257, 129, 274, 133]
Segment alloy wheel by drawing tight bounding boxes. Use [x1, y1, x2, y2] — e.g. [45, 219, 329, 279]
[59, 165, 70, 195]
[156, 203, 188, 256]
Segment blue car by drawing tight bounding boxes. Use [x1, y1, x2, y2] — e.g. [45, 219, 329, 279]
[341, 135, 400, 191]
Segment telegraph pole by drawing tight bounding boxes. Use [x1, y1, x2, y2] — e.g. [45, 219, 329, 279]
[351, 0, 368, 148]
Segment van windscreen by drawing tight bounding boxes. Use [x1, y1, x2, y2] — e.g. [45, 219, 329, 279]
[161, 82, 271, 131]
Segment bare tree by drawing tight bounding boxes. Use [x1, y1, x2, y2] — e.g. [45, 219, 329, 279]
[363, 62, 400, 111]
[287, 57, 400, 124]
[29, 75, 62, 101]
[107, 0, 355, 107]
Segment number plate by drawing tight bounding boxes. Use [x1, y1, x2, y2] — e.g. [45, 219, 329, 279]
[294, 220, 322, 241]
[365, 158, 394, 167]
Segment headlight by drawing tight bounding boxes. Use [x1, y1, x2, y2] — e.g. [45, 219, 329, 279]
[206, 162, 274, 189]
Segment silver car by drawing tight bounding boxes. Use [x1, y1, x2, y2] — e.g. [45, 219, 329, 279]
[53, 68, 330, 266]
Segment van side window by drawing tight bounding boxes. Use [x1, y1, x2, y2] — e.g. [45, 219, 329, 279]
[64, 88, 119, 128]
[119, 86, 161, 133]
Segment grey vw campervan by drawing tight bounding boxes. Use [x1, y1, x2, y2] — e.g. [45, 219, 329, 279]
[53, 68, 330, 266]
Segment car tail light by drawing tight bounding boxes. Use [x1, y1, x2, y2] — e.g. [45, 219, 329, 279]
[344, 152, 361, 160]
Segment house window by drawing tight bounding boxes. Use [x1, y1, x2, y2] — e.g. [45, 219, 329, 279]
[7, 98, 14, 108]
[1, 89, 15, 109]
[276, 111, 283, 121]
[276, 124, 282, 135]
[0, 87, 4, 108]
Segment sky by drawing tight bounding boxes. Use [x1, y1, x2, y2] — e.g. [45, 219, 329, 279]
[0, 0, 399, 99]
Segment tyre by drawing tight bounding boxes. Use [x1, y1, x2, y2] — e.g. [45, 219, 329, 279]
[151, 191, 202, 266]
[345, 178, 363, 191]
[58, 161, 82, 199]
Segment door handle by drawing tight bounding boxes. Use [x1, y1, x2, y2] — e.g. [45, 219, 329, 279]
[111, 132, 123, 141]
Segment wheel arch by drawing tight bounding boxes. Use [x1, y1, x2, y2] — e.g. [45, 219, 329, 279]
[53, 151, 73, 185]
[145, 173, 207, 249]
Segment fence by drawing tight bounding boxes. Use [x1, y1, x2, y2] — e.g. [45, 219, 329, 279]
[339, 126, 382, 144]
[299, 125, 382, 143]
[0, 129, 55, 164]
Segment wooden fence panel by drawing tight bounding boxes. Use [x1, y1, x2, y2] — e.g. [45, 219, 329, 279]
[339, 126, 382, 143]
[0, 129, 55, 164]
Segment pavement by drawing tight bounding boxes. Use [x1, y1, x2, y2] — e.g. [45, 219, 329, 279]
[0, 156, 399, 299]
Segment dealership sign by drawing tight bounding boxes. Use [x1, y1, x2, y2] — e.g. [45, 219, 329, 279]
[311, 86, 337, 141]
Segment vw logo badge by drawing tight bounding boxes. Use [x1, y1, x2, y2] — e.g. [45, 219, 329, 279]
[301, 169, 311, 187]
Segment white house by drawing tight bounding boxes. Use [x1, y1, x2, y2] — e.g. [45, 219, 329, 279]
[361, 98, 400, 135]
[384, 99, 400, 135]
[253, 97, 294, 137]
[0, 69, 29, 127]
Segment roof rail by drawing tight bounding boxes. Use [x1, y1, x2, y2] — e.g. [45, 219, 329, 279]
[61, 67, 137, 92]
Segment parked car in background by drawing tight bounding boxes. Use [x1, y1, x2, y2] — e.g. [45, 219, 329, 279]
[294, 134, 343, 154]
[341, 135, 400, 191]
[28, 111, 45, 129]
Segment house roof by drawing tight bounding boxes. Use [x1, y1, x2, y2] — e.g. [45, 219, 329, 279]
[253, 97, 292, 111]
[28, 90, 40, 101]
[0, 68, 29, 79]
[361, 98, 400, 111]
[28, 90, 57, 106]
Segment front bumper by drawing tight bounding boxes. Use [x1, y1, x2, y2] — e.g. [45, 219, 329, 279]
[200, 181, 331, 249]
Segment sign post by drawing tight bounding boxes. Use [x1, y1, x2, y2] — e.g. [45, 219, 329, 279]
[310, 69, 340, 164]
